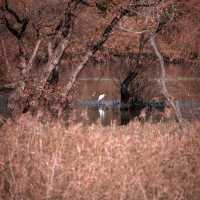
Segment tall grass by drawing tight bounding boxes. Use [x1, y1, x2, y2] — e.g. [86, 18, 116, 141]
[0, 114, 200, 200]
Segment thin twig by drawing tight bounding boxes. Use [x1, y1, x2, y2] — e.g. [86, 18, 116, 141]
[27, 39, 42, 69]
[48, 42, 53, 58]
[22, 39, 41, 82]
[118, 20, 151, 34]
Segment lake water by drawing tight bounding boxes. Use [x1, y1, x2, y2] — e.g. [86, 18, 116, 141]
[0, 77, 200, 126]
[63, 78, 200, 126]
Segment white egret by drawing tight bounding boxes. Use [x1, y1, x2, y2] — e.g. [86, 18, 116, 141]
[98, 93, 106, 102]
[97, 93, 106, 125]
[98, 107, 106, 119]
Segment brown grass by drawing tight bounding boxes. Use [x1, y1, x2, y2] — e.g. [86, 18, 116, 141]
[0, 114, 200, 200]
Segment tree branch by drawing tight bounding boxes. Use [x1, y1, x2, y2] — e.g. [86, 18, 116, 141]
[27, 40, 42, 72]
[62, 7, 129, 98]
[3, 0, 29, 40]
[150, 34, 183, 124]
[1, 39, 12, 74]
[48, 42, 53, 58]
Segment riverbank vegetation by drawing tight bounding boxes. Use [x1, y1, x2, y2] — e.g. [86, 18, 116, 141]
[0, 0, 200, 199]
[0, 115, 200, 199]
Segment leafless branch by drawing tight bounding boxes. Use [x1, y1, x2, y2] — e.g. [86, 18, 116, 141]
[9, 0, 85, 116]
[3, 0, 29, 40]
[0, 114, 7, 127]
[150, 34, 183, 124]
[62, 7, 130, 98]
[40, 0, 86, 90]
[42, 33, 72, 89]
[63, 50, 93, 97]
[27, 39, 42, 72]
[48, 42, 53, 58]
[118, 16, 153, 34]
[1, 39, 12, 73]
[19, 39, 41, 83]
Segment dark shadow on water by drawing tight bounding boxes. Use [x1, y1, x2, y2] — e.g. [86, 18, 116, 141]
[65, 99, 200, 126]
[0, 92, 12, 118]
[0, 93, 200, 127]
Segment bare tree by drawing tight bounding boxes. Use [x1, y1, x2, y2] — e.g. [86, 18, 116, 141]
[0, 0, 183, 125]
[62, 7, 130, 97]
[150, 34, 182, 124]
[3, 0, 86, 116]
[117, 0, 183, 124]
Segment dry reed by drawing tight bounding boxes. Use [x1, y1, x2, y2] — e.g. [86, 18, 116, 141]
[0, 114, 200, 200]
